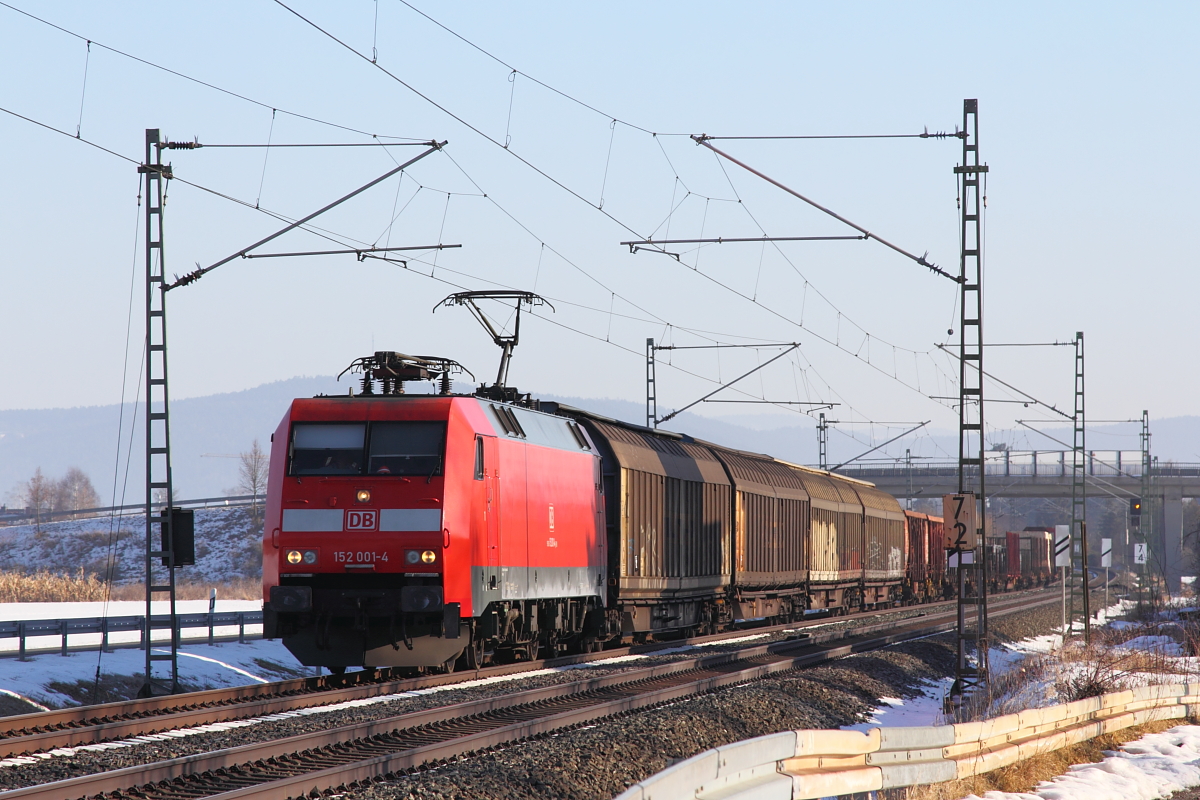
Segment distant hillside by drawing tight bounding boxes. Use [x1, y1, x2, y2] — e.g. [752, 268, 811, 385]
[3, 378, 1198, 502]
[0, 507, 259, 584]
[0, 377, 341, 504]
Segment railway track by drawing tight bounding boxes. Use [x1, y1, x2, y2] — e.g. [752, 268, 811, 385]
[0, 588, 1050, 758]
[0, 589, 1057, 800]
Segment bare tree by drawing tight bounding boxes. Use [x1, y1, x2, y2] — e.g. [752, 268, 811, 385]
[18, 468, 53, 533]
[53, 467, 101, 519]
[238, 440, 269, 524]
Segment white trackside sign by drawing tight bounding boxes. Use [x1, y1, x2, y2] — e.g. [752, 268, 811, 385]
[1101, 537, 1112, 568]
[1054, 524, 1071, 567]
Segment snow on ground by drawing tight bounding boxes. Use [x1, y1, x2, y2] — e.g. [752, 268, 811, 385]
[846, 597, 1194, 733]
[0, 507, 261, 585]
[0, 598, 292, 710]
[963, 725, 1200, 800]
[843, 677, 954, 730]
[0, 637, 309, 711]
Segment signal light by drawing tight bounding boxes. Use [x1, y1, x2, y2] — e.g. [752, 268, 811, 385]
[1130, 498, 1142, 516]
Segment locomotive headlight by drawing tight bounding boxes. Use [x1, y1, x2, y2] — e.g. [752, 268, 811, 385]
[303, 550, 318, 565]
[286, 550, 303, 565]
[421, 550, 437, 564]
[405, 549, 421, 565]
[355, 489, 371, 504]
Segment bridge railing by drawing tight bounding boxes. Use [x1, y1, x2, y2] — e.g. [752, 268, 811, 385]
[835, 457, 1200, 480]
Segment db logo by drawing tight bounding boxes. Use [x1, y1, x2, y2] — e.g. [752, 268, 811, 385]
[345, 510, 378, 531]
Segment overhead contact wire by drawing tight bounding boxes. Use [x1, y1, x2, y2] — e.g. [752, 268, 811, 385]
[0, 1, 422, 141]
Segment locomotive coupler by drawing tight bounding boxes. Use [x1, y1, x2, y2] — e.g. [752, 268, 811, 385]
[316, 609, 333, 651]
[388, 613, 413, 651]
[352, 598, 369, 632]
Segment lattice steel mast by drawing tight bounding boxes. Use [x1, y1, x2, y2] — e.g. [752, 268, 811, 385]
[1068, 332, 1090, 640]
[646, 338, 657, 429]
[952, 99, 988, 704]
[1139, 410, 1152, 605]
[140, 129, 182, 696]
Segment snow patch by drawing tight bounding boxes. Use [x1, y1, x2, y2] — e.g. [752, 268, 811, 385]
[963, 725, 1200, 800]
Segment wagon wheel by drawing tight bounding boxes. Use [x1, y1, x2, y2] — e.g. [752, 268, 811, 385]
[523, 638, 541, 662]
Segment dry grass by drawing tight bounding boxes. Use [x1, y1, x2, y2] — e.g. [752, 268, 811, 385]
[0, 569, 108, 603]
[956, 612, 1196, 723]
[902, 719, 1188, 800]
[108, 576, 263, 601]
[0, 570, 262, 603]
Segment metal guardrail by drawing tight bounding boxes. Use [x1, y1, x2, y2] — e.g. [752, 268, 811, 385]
[0, 611, 264, 660]
[616, 683, 1200, 800]
[0, 494, 260, 526]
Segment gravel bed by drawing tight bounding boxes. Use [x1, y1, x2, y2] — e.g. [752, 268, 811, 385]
[0, 590, 1049, 791]
[344, 599, 1062, 800]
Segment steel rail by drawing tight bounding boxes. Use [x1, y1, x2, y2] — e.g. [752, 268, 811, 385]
[0, 592, 965, 735]
[0, 589, 1052, 757]
[0, 592, 1058, 800]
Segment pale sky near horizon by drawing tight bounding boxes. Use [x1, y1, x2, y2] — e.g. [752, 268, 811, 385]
[2, 2, 1196, 461]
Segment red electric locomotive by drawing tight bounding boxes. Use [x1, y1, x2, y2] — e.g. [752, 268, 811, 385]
[263, 353, 605, 671]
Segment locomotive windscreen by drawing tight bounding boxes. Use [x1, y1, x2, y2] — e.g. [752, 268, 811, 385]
[290, 423, 366, 475]
[368, 422, 446, 476]
[289, 421, 447, 476]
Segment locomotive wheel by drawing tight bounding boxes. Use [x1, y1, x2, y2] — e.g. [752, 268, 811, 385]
[460, 637, 485, 670]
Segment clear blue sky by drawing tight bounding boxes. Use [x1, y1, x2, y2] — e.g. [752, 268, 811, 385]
[1, 1, 1196, 461]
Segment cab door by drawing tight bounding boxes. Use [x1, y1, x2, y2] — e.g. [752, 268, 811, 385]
[482, 435, 500, 567]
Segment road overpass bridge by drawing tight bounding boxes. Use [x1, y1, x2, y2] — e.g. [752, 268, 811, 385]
[834, 450, 1200, 592]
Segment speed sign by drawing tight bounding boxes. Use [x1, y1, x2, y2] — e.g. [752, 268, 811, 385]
[942, 493, 978, 551]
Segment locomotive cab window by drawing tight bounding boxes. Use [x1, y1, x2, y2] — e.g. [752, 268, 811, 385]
[290, 423, 366, 475]
[474, 436, 485, 480]
[368, 422, 447, 476]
